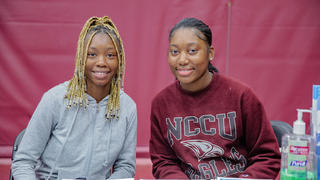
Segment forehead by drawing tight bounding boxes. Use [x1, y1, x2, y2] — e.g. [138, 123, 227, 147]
[170, 28, 205, 44]
[91, 33, 112, 42]
[86, 32, 119, 49]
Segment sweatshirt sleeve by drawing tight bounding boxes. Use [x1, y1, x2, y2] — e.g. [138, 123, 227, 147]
[110, 102, 137, 179]
[11, 91, 57, 180]
[236, 88, 281, 179]
[149, 99, 189, 179]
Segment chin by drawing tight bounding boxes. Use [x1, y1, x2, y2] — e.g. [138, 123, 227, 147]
[176, 75, 192, 83]
[177, 79, 193, 86]
[92, 80, 110, 87]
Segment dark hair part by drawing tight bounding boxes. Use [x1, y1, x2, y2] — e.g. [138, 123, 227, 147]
[169, 17, 218, 73]
[86, 25, 121, 52]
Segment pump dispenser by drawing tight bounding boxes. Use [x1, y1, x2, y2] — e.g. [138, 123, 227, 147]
[294, 109, 309, 135]
[280, 109, 316, 180]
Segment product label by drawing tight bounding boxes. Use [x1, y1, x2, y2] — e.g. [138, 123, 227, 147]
[289, 145, 309, 155]
[287, 140, 308, 174]
[290, 160, 307, 167]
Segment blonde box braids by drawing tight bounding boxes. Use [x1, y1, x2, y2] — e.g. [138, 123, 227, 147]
[65, 16, 125, 120]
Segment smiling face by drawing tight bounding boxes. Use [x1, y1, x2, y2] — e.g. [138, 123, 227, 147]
[85, 32, 119, 94]
[168, 27, 214, 92]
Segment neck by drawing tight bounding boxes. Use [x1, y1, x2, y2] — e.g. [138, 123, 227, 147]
[86, 85, 110, 103]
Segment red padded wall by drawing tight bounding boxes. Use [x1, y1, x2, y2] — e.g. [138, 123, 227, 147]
[0, 0, 320, 157]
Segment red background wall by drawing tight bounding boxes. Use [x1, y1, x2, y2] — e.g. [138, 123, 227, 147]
[1, 0, 320, 161]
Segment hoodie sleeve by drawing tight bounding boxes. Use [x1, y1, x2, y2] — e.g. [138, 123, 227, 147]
[11, 91, 57, 180]
[109, 102, 137, 179]
[236, 88, 281, 179]
[149, 99, 189, 179]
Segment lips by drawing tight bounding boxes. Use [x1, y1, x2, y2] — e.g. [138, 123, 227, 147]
[176, 68, 193, 76]
[92, 71, 109, 79]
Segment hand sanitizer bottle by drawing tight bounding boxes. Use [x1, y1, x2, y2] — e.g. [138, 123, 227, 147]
[280, 109, 316, 180]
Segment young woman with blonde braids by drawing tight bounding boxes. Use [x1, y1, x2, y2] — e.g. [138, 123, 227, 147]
[11, 16, 137, 180]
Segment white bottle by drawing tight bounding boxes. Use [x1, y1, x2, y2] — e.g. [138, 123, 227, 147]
[280, 109, 316, 180]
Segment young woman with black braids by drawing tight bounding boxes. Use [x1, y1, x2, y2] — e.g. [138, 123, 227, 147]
[11, 16, 137, 179]
[149, 17, 281, 179]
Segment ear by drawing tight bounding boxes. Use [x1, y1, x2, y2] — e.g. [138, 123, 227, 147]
[209, 46, 215, 61]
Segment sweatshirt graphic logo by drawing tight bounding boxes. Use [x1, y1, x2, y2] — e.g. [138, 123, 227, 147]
[181, 140, 224, 162]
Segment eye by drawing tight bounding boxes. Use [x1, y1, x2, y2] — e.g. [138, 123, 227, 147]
[87, 53, 96, 57]
[188, 49, 198, 55]
[170, 49, 179, 56]
[106, 53, 117, 58]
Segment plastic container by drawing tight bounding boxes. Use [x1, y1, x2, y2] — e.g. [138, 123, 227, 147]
[280, 109, 316, 180]
[311, 85, 319, 138]
[317, 96, 320, 179]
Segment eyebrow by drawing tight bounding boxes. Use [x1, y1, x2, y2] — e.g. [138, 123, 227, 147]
[170, 42, 197, 47]
[88, 47, 116, 51]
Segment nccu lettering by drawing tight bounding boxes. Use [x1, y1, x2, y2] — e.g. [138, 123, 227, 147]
[165, 112, 247, 178]
[166, 112, 237, 146]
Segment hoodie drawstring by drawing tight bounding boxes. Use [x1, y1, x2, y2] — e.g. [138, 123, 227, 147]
[46, 105, 80, 180]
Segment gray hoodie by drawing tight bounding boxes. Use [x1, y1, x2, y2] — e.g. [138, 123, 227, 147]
[11, 81, 137, 180]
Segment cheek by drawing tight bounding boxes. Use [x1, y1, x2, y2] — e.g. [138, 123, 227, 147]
[84, 62, 90, 73]
[168, 58, 177, 75]
[193, 53, 209, 66]
[168, 57, 176, 67]
[85, 59, 94, 69]
[109, 60, 119, 72]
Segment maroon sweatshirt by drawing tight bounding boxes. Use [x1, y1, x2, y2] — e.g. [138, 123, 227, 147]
[149, 73, 280, 179]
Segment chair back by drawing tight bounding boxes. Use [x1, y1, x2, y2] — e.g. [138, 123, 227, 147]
[9, 129, 26, 180]
[270, 120, 293, 147]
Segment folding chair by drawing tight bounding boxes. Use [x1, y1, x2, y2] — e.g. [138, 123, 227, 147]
[9, 129, 26, 180]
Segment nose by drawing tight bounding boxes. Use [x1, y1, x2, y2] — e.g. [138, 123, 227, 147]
[177, 52, 189, 65]
[96, 55, 107, 67]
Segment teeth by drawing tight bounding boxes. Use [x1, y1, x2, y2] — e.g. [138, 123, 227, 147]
[93, 71, 108, 78]
[177, 69, 192, 76]
[95, 72, 106, 74]
[176, 68, 192, 71]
